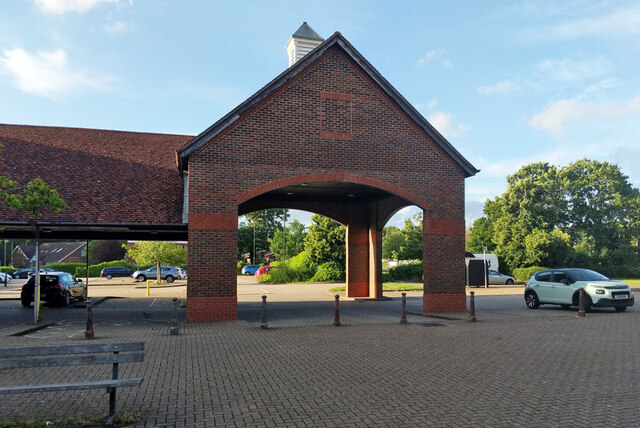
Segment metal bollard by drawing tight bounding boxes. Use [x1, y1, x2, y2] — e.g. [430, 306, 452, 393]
[400, 292, 407, 324]
[84, 298, 95, 339]
[578, 288, 585, 317]
[468, 291, 476, 323]
[170, 298, 180, 335]
[333, 294, 341, 326]
[260, 295, 268, 329]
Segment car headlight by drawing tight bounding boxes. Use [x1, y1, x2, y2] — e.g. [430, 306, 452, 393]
[595, 289, 605, 294]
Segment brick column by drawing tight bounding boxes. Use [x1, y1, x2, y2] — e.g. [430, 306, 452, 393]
[345, 202, 383, 299]
[187, 212, 238, 322]
[422, 215, 466, 312]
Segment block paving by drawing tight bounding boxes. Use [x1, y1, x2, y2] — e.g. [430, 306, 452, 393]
[1, 293, 639, 427]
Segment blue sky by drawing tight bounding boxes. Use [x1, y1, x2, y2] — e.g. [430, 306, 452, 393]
[1, 0, 639, 229]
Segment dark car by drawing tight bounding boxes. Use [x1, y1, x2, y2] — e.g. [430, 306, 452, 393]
[21, 272, 87, 307]
[13, 267, 55, 279]
[100, 266, 134, 279]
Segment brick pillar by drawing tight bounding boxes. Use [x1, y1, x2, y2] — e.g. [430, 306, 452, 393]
[422, 214, 466, 312]
[346, 221, 369, 297]
[345, 203, 383, 299]
[187, 212, 238, 322]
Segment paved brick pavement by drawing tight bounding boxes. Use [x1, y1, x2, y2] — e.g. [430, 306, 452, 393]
[1, 291, 640, 427]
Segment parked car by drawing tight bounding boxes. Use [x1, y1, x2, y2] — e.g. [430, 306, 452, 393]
[242, 265, 260, 275]
[255, 266, 275, 278]
[131, 266, 180, 283]
[13, 267, 55, 279]
[100, 266, 134, 279]
[175, 267, 187, 279]
[488, 270, 515, 285]
[0, 272, 12, 283]
[20, 272, 86, 307]
[524, 268, 634, 312]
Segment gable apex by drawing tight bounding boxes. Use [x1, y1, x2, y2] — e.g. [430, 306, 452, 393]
[179, 32, 478, 177]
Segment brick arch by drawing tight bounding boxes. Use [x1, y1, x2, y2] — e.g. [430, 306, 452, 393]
[236, 172, 430, 210]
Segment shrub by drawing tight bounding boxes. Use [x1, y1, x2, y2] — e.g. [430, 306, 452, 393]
[237, 261, 245, 275]
[311, 261, 344, 282]
[0, 266, 17, 275]
[45, 262, 86, 275]
[258, 251, 317, 283]
[512, 266, 548, 283]
[387, 260, 423, 282]
[76, 260, 137, 277]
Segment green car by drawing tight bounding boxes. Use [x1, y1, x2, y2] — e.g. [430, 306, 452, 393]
[524, 268, 634, 312]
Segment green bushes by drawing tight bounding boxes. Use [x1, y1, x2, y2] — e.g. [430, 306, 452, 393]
[386, 261, 423, 282]
[311, 261, 344, 282]
[258, 251, 318, 283]
[44, 263, 86, 275]
[512, 266, 547, 283]
[0, 266, 17, 275]
[76, 261, 137, 277]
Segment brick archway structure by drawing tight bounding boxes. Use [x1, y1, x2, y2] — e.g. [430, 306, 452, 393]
[179, 32, 478, 322]
[0, 31, 477, 323]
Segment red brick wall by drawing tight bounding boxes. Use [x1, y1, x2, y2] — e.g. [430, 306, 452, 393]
[188, 46, 467, 321]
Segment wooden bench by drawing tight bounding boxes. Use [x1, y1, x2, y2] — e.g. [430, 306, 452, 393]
[0, 342, 144, 426]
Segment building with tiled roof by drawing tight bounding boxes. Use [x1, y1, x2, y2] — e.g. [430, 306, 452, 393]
[12, 241, 86, 268]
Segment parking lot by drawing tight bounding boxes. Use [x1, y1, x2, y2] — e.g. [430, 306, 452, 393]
[1, 279, 640, 426]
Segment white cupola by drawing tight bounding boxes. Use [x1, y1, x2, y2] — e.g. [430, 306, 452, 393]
[286, 22, 324, 67]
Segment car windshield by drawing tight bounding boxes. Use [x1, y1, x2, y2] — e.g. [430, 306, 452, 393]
[570, 269, 609, 281]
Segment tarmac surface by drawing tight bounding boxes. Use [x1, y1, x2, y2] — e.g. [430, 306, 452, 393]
[1, 277, 639, 427]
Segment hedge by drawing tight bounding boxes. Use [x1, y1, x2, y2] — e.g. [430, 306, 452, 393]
[512, 266, 548, 283]
[0, 266, 17, 275]
[386, 261, 423, 282]
[76, 260, 138, 277]
[44, 263, 86, 275]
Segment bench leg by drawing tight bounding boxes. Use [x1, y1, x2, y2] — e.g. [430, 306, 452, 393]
[106, 387, 116, 426]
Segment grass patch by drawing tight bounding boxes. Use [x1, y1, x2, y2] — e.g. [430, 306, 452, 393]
[618, 278, 640, 286]
[0, 411, 139, 428]
[330, 282, 423, 292]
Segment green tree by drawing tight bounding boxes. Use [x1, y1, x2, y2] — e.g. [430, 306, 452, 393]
[125, 241, 187, 283]
[398, 212, 423, 260]
[523, 228, 574, 267]
[270, 219, 307, 260]
[239, 209, 289, 263]
[382, 226, 404, 260]
[466, 217, 495, 254]
[304, 214, 345, 268]
[88, 240, 127, 264]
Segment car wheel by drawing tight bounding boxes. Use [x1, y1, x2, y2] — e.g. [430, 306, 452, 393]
[21, 295, 32, 307]
[506, 279, 514, 285]
[244, 272, 250, 275]
[137, 275, 146, 282]
[525, 291, 540, 309]
[166, 275, 175, 283]
[106, 274, 113, 280]
[582, 294, 592, 312]
[62, 291, 71, 306]
[615, 306, 627, 312]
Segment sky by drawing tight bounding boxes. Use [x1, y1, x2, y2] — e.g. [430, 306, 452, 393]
[1, 0, 639, 229]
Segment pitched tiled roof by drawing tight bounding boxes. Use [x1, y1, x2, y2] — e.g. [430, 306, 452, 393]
[0, 124, 193, 225]
[16, 241, 86, 265]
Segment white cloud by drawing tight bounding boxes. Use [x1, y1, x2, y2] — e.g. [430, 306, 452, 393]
[477, 80, 519, 95]
[32, 0, 119, 14]
[428, 98, 438, 109]
[427, 111, 469, 138]
[532, 57, 610, 82]
[529, 95, 640, 137]
[545, 7, 640, 39]
[416, 50, 442, 66]
[0, 47, 112, 98]
[104, 20, 132, 35]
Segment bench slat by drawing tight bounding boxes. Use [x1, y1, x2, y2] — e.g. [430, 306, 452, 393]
[0, 352, 144, 369]
[0, 342, 144, 358]
[0, 378, 143, 394]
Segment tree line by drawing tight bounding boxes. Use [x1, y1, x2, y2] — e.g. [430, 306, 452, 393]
[467, 159, 640, 277]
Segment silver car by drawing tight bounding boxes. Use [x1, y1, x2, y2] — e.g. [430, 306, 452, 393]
[489, 270, 515, 285]
[131, 266, 180, 283]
